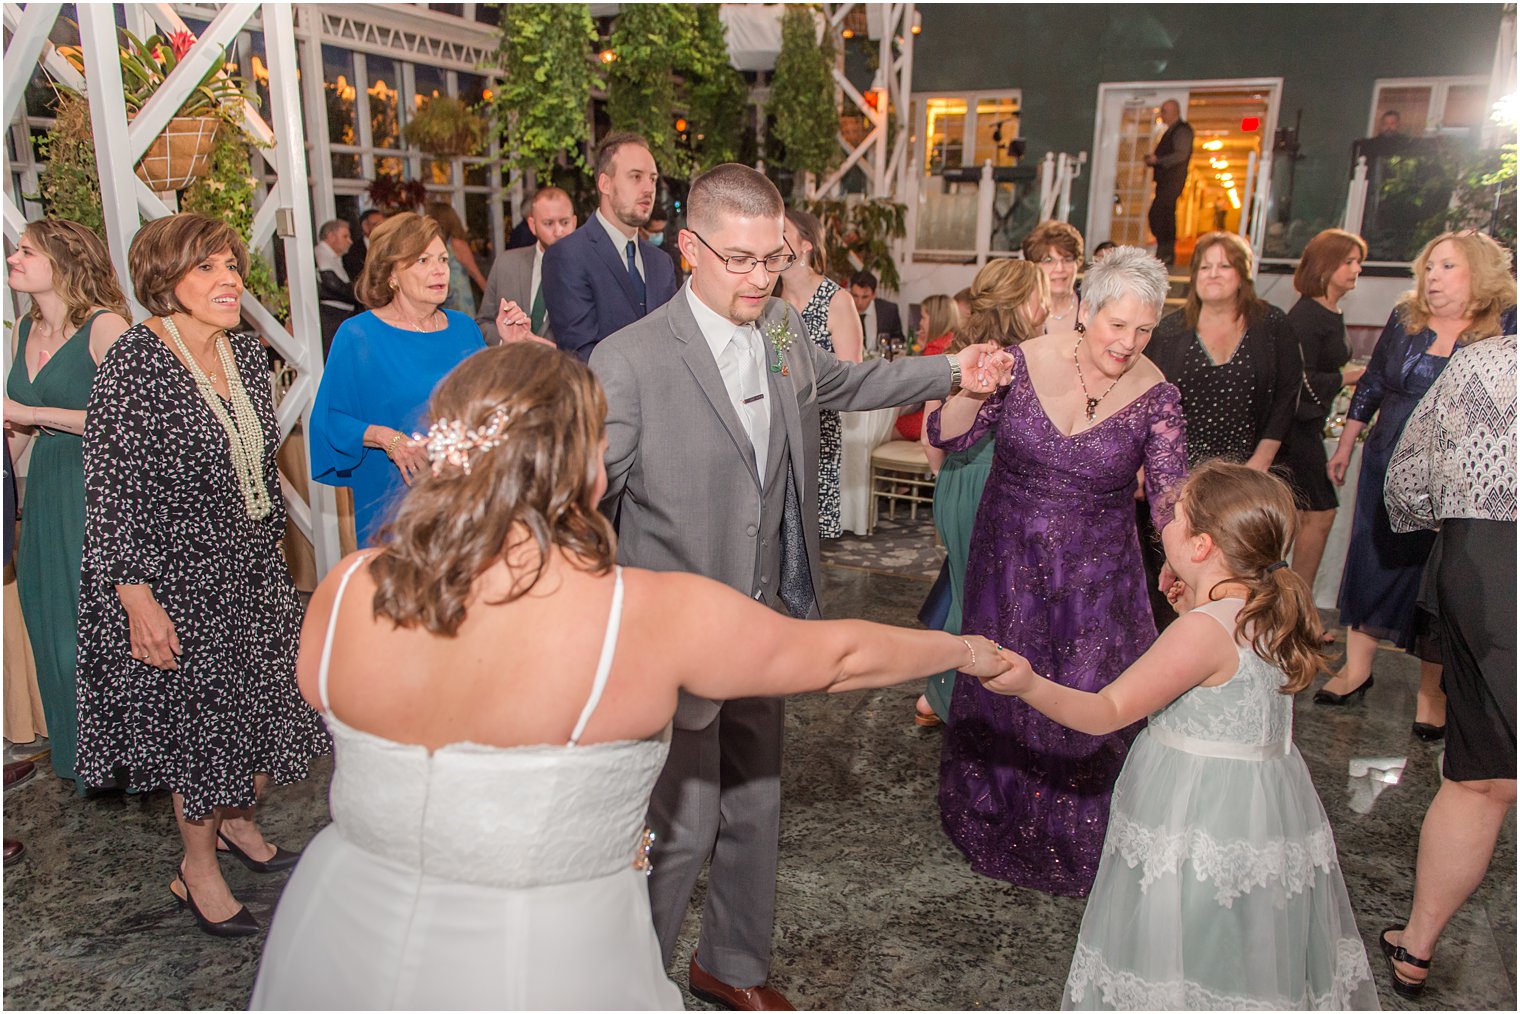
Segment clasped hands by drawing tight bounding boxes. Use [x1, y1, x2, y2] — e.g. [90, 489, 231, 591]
[959, 635, 1040, 697]
[955, 343, 1017, 393]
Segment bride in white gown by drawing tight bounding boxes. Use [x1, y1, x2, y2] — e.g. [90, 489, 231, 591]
[251, 344, 1010, 1010]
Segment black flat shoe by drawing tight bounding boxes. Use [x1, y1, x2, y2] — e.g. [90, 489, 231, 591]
[216, 830, 301, 873]
[172, 867, 260, 938]
[1412, 722, 1447, 742]
[1313, 674, 1375, 705]
[1379, 925, 1430, 999]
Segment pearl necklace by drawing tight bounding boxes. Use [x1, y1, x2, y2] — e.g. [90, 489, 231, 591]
[1048, 292, 1077, 321]
[162, 317, 272, 520]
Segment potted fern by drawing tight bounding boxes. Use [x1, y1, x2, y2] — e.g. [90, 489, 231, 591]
[403, 95, 490, 159]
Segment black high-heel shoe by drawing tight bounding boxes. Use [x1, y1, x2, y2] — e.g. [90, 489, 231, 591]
[1379, 925, 1430, 999]
[1412, 721, 1446, 741]
[216, 830, 301, 873]
[1313, 673, 1375, 705]
[171, 866, 260, 938]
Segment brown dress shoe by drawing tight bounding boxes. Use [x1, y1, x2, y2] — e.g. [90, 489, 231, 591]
[3, 760, 36, 791]
[3, 839, 23, 864]
[688, 956, 795, 1011]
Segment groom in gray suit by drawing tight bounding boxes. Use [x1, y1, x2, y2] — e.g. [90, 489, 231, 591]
[590, 164, 1007, 1009]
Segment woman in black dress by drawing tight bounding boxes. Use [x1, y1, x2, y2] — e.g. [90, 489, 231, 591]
[1275, 229, 1368, 589]
[76, 214, 329, 937]
[1142, 232, 1300, 627]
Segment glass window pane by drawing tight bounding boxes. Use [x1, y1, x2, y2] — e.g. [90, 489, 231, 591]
[323, 45, 358, 151]
[923, 98, 966, 174]
[475, 4, 500, 27]
[1373, 85, 1431, 136]
[465, 161, 491, 187]
[414, 64, 447, 111]
[1441, 83, 1486, 130]
[367, 55, 400, 150]
[973, 97, 1020, 167]
[428, 159, 453, 184]
[915, 178, 977, 251]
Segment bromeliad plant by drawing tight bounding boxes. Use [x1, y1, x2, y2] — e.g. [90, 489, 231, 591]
[56, 24, 247, 119]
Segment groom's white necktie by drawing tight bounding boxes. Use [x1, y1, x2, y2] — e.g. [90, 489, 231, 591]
[720, 323, 770, 479]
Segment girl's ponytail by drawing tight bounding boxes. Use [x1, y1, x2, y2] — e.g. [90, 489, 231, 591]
[1184, 462, 1331, 693]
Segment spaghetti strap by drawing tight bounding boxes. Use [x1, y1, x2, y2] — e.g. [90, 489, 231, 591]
[567, 567, 625, 747]
[318, 552, 379, 714]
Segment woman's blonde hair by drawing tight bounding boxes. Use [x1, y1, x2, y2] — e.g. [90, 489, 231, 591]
[1397, 230, 1516, 345]
[1176, 461, 1329, 693]
[355, 212, 444, 308]
[949, 259, 1049, 353]
[369, 344, 616, 636]
[1183, 231, 1266, 329]
[23, 219, 129, 329]
[918, 294, 960, 343]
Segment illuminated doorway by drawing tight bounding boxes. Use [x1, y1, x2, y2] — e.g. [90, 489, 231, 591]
[1087, 79, 1282, 263]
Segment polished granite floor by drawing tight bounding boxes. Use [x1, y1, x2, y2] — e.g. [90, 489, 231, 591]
[2, 537, 1515, 1010]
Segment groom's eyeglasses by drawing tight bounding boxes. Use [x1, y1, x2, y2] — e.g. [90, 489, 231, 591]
[689, 232, 796, 275]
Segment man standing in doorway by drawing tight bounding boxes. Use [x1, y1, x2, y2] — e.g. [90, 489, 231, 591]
[543, 132, 679, 361]
[1144, 99, 1194, 267]
[476, 186, 577, 344]
[315, 219, 357, 359]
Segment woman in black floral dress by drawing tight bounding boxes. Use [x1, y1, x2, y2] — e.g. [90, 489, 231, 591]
[778, 209, 864, 538]
[76, 214, 329, 938]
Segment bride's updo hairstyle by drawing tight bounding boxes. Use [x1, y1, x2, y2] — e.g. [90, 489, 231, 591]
[369, 344, 615, 635]
[1177, 461, 1329, 694]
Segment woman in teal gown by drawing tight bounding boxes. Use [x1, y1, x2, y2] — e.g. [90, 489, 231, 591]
[916, 261, 1049, 723]
[3, 220, 130, 785]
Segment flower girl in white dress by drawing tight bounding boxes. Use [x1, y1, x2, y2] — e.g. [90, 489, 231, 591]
[251, 344, 1011, 1010]
[979, 461, 1379, 1010]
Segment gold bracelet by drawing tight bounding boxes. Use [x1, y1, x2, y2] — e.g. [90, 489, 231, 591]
[961, 637, 976, 669]
[385, 432, 404, 458]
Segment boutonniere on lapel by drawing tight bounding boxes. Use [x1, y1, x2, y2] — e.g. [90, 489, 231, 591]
[763, 319, 796, 376]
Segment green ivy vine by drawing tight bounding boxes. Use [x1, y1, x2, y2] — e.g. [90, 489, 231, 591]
[489, 3, 600, 178]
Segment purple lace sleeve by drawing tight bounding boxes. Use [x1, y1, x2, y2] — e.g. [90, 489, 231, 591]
[1143, 383, 1188, 530]
[927, 385, 1007, 452]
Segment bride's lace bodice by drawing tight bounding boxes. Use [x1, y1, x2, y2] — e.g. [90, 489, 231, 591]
[317, 557, 669, 890]
[1148, 598, 1293, 753]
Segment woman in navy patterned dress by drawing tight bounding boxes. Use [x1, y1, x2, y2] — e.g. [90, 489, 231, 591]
[778, 209, 864, 538]
[1316, 231, 1516, 733]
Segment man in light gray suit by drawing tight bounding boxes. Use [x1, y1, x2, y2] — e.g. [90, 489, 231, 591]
[589, 164, 1008, 1010]
[475, 186, 577, 345]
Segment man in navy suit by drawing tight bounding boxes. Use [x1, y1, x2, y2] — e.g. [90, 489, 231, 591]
[543, 132, 679, 361]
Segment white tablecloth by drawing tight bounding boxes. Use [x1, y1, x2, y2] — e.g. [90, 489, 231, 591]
[1313, 440, 1362, 611]
[839, 408, 903, 536]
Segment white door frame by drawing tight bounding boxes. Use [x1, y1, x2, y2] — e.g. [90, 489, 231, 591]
[1086, 77, 1283, 249]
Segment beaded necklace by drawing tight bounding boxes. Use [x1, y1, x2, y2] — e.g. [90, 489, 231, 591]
[162, 316, 272, 520]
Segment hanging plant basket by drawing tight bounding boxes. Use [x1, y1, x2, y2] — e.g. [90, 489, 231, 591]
[133, 115, 223, 193]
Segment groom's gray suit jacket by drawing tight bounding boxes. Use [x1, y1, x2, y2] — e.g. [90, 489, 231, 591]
[590, 285, 951, 728]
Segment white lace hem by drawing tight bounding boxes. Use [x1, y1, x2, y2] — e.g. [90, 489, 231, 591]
[1105, 810, 1340, 907]
[1064, 938, 1375, 1010]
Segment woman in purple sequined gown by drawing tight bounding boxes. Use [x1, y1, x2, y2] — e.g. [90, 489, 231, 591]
[928, 248, 1188, 896]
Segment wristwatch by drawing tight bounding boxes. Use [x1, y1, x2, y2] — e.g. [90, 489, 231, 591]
[945, 353, 962, 390]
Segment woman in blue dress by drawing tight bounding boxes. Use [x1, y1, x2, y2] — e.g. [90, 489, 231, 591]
[1317, 231, 1516, 736]
[312, 212, 506, 545]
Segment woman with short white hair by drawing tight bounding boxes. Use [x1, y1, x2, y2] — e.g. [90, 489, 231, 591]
[929, 246, 1189, 896]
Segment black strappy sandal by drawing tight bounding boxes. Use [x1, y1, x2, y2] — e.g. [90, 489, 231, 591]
[1380, 925, 1431, 999]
